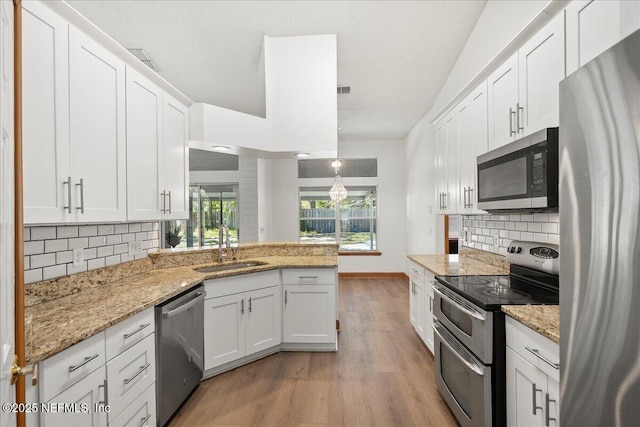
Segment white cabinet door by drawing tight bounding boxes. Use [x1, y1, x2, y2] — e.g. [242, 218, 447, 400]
[41, 365, 108, 427]
[125, 66, 162, 221]
[444, 111, 458, 214]
[68, 26, 126, 222]
[506, 347, 547, 427]
[283, 284, 336, 344]
[22, 1, 70, 224]
[409, 279, 419, 331]
[162, 92, 189, 220]
[434, 122, 447, 212]
[414, 280, 426, 339]
[518, 13, 565, 134]
[487, 52, 519, 150]
[246, 285, 281, 355]
[546, 376, 560, 427]
[423, 271, 435, 354]
[204, 293, 246, 370]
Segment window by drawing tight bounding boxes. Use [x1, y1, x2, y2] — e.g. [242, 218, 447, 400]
[299, 186, 377, 251]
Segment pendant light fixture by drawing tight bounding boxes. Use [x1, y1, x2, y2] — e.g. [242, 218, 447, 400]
[329, 135, 347, 203]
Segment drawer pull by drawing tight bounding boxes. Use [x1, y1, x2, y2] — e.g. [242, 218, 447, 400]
[123, 323, 151, 339]
[139, 414, 151, 427]
[98, 379, 108, 407]
[124, 363, 150, 385]
[525, 347, 560, 370]
[298, 276, 318, 283]
[68, 353, 99, 372]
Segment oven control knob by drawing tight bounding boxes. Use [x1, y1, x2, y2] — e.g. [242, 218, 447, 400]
[516, 247, 522, 253]
[508, 246, 515, 253]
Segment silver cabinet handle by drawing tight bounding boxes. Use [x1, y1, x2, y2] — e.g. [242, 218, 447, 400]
[285, 290, 288, 305]
[429, 296, 433, 312]
[545, 393, 556, 426]
[161, 191, 166, 213]
[442, 192, 447, 210]
[123, 323, 151, 339]
[63, 177, 72, 213]
[532, 382, 543, 415]
[98, 379, 108, 407]
[139, 414, 151, 427]
[69, 353, 99, 372]
[517, 102, 524, 132]
[509, 107, 516, 136]
[248, 297, 252, 313]
[167, 190, 172, 214]
[433, 286, 485, 321]
[124, 363, 150, 385]
[241, 298, 244, 315]
[76, 178, 85, 214]
[468, 187, 474, 208]
[525, 347, 560, 370]
[432, 323, 484, 376]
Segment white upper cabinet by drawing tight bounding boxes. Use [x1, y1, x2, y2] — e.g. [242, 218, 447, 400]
[162, 92, 189, 220]
[488, 13, 565, 150]
[434, 122, 446, 213]
[68, 26, 127, 222]
[22, 1, 70, 224]
[434, 111, 457, 214]
[566, 0, 640, 75]
[457, 81, 488, 214]
[126, 66, 163, 221]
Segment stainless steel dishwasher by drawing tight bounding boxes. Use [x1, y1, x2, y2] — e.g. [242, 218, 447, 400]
[155, 284, 205, 426]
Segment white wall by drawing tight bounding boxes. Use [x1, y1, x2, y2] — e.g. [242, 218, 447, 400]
[257, 157, 273, 241]
[269, 139, 407, 273]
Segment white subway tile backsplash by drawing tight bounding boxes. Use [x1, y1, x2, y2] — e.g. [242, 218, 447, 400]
[548, 234, 560, 245]
[541, 222, 559, 234]
[508, 231, 521, 240]
[533, 213, 549, 222]
[520, 231, 534, 241]
[527, 222, 542, 232]
[516, 222, 528, 231]
[504, 222, 515, 230]
[533, 233, 548, 243]
[25, 221, 159, 283]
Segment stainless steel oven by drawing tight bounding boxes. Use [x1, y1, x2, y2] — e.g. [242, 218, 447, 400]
[433, 320, 493, 427]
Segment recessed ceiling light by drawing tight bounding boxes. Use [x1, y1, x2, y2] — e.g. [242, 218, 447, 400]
[296, 153, 310, 158]
[210, 145, 230, 151]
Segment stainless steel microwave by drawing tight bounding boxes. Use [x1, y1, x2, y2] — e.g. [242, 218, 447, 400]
[477, 128, 558, 212]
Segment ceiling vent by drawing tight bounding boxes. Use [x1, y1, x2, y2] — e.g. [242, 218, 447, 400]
[127, 48, 160, 72]
[337, 86, 351, 94]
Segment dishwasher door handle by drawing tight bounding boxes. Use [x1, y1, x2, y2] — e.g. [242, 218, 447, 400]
[163, 292, 205, 319]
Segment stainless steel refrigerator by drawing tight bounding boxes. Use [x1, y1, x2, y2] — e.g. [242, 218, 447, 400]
[559, 30, 640, 425]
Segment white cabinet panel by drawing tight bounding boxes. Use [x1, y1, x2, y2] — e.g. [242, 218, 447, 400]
[108, 383, 155, 427]
[246, 286, 281, 354]
[283, 284, 336, 344]
[126, 67, 162, 221]
[162, 92, 189, 220]
[444, 112, 458, 214]
[434, 122, 446, 213]
[506, 347, 548, 427]
[22, 1, 70, 224]
[204, 293, 246, 370]
[68, 26, 126, 222]
[488, 52, 519, 150]
[40, 365, 107, 427]
[423, 270, 435, 354]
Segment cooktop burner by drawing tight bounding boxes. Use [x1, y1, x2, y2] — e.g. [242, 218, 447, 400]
[435, 272, 559, 310]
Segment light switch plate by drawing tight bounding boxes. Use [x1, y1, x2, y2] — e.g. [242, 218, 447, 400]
[72, 248, 84, 267]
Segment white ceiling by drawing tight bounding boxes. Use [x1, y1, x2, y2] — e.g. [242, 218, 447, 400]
[67, 0, 486, 141]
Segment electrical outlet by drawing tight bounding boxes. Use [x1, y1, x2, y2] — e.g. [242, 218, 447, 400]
[128, 241, 143, 256]
[72, 248, 84, 267]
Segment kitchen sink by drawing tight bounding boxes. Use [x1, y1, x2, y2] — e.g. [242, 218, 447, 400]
[194, 261, 267, 273]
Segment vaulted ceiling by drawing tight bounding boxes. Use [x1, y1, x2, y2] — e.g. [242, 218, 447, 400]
[67, 1, 486, 141]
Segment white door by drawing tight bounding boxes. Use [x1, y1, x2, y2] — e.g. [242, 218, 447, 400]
[162, 92, 189, 220]
[444, 111, 458, 214]
[246, 285, 281, 355]
[125, 66, 162, 221]
[203, 294, 246, 370]
[283, 284, 336, 344]
[506, 347, 547, 427]
[518, 12, 565, 135]
[0, 1, 14, 426]
[68, 26, 126, 222]
[487, 52, 519, 150]
[22, 1, 70, 224]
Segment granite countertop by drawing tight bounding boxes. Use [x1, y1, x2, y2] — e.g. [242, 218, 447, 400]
[406, 253, 509, 276]
[502, 305, 560, 344]
[25, 255, 337, 364]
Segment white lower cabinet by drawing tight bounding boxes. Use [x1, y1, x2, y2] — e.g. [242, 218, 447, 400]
[282, 284, 336, 344]
[423, 270, 435, 354]
[409, 278, 425, 340]
[107, 383, 155, 427]
[506, 316, 560, 427]
[204, 271, 282, 371]
[407, 260, 435, 354]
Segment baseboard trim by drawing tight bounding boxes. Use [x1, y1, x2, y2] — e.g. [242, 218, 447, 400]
[338, 272, 407, 279]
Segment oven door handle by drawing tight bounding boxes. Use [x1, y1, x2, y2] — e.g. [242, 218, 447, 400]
[433, 323, 484, 376]
[433, 286, 485, 321]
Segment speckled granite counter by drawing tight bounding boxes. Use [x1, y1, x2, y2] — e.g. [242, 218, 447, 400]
[502, 305, 560, 344]
[25, 245, 338, 364]
[407, 251, 508, 276]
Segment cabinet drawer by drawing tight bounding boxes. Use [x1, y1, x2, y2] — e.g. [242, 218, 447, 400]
[505, 316, 559, 382]
[407, 260, 425, 283]
[205, 270, 280, 298]
[106, 333, 156, 419]
[282, 268, 336, 285]
[106, 308, 155, 361]
[108, 382, 156, 427]
[40, 331, 106, 403]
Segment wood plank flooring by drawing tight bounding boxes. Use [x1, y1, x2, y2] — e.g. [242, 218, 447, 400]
[170, 277, 459, 427]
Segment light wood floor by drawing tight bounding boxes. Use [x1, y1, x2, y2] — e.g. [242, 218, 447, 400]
[170, 277, 459, 427]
